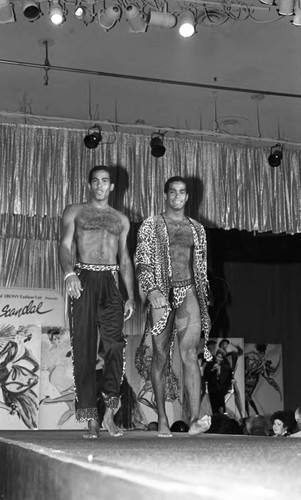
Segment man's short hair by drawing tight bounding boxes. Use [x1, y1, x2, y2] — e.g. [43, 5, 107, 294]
[88, 165, 112, 184]
[164, 176, 188, 194]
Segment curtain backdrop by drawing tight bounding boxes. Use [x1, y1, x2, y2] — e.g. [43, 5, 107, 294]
[1, 121, 301, 296]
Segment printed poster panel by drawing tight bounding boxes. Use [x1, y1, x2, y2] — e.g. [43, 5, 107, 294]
[244, 343, 283, 417]
[0, 324, 41, 429]
[39, 327, 84, 430]
[198, 337, 245, 420]
[0, 288, 66, 430]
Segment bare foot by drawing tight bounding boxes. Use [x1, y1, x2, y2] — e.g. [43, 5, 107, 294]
[158, 419, 173, 438]
[83, 419, 99, 439]
[102, 409, 123, 437]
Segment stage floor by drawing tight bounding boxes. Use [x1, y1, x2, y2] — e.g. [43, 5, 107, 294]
[1, 429, 301, 500]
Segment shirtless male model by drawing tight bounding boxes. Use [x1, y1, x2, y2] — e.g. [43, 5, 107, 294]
[135, 176, 211, 437]
[59, 166, 135, 437]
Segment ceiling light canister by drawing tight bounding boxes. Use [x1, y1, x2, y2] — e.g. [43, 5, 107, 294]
[125, 5, 147, 32]
[148, 10, 177, 28]
[98, 5, 121, 30]
[178, 11, 195, 38]
[292, 3, 301, 25]
[278, 0, 294, 15]
[84, 126, 102, 149]
[23, 0, 41, 20]
[268, 144, 283, 167]
[49, 0, 64, 25]
[150, 134, 166, 158]
[0, 0, 15, 23]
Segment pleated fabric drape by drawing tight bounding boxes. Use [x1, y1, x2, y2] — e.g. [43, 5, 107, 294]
[1, 121, 300, 299]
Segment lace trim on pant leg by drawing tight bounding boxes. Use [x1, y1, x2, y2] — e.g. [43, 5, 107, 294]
[76, 407, 99, 422]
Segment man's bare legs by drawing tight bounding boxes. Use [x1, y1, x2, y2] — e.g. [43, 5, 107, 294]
[176, 287, 207, 435]
[178, 329, 201, 424]
[151, 309, 175, 436]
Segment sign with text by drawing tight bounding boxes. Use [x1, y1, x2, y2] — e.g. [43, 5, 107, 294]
[0, 288, 65, 327]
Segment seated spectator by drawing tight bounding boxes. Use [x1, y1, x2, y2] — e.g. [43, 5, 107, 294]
[271, 410, 296, 437]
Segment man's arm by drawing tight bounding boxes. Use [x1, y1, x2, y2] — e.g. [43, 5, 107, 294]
[118, 215, 135, 321]
[59, 205, 83, 299]
[135, 219, 167, 309]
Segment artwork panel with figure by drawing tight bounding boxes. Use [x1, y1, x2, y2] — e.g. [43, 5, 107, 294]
[0, 324, 41, 430]
[39, 327, 85, 430]
[244, 343, 283, 417]
[198, 337, 245, 420]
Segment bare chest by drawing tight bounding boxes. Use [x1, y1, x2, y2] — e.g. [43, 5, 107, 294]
[165, 218, 194, 247]
[75, 206, 122, 236]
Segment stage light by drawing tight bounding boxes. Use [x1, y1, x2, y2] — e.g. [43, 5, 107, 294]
[125, 5, 147, 32]
[292, 2, 301, 25]
[84, 126, 102, 149]
[178, 11, 195, 38]
[23, 0, 41, 20]
[74, 4, 94, 24]
[150, 133, 166, 158]
[0, 0, 15, 23]
[148, 9, 177, 28]
[278, 0, 294, 15]
[97, 5, 121, 30]
[49, 1, 64, 25]
[268, 144, 283, 167]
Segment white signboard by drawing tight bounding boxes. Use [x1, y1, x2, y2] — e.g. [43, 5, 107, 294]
[0, 288, 65, 327]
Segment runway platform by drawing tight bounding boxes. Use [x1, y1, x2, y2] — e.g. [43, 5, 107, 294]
[0, 429, 301, 500]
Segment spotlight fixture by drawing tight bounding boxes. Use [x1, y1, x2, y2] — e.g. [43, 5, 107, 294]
[278, 0, 294, 15]
[23, 0, 41, 20]
[150, 133, 166, 158]
[84, 126, 102, 149]
[97, 4, 121, 30]
[268, 144, 283, 167]
[74, 3, 93, 24]
[178, 11, 195, 38]
[292, 2, 301, 25]
[125, 5, 147, 33]
[49, 0, 64, 25]
[0, 0, 15, 23]
[148, 9, 177, 28]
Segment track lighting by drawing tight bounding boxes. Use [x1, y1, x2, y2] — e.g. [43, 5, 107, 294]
[148, 9, 177, 28]
[97, 4, 121, 30]
[49, 1, 64, 25]
[125, 5, 147, 32]
[268, 144, 283, 167]
[178, 11, 195, 37]
[84, 126, 102, 149]
[278, 0, 294, 15]
[292, 2, 301, 25]
[23, 0, 41, 20]
[0, 0, 15, 23]
[75, 4, 94, 24]
[150, 133, 166, 158]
